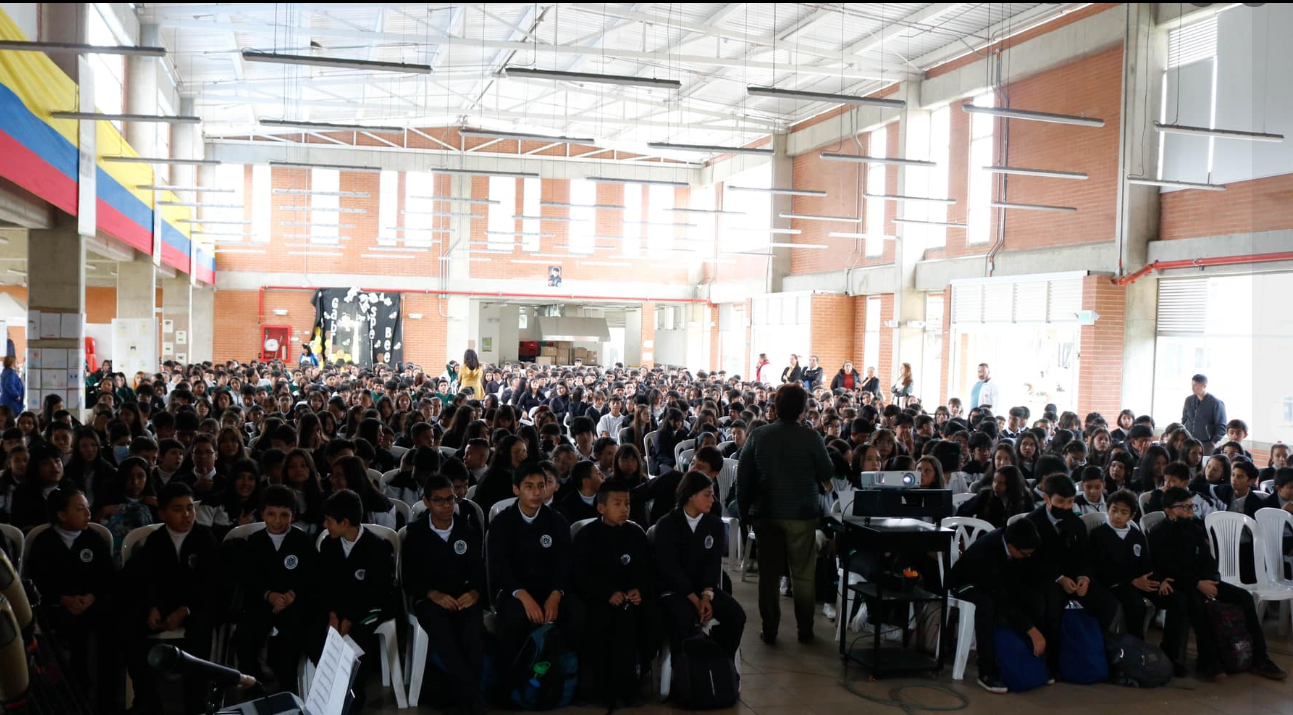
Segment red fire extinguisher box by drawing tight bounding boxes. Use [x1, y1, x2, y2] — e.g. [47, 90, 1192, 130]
[260, 325, 292, 363]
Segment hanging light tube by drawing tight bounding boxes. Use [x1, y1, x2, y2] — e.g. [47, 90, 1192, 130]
[0, 40, 165, 57]
[241, 50, 431, 75]
[829, 232, 898, 240]
[460, 127, 596, 145]
[725, 186, 827, 197]
[270, 160, 381, 173]
[103, 156, 219, 166]
[214, 249, 268, 254]
[1126, 177, 1227, 192]
[541, 201, 625, 211]
[746, 85, 906, 109]
[580, 260, 634, 267]
[137, 185, 234, 193]
[51, 111, 200, 124]
[402, 210, 480, 218]
[484, 230, 556, 237]
[360, 253, 419, 260]
[728, 227, 801, 235]
[511, 215, 589, 222]
[1153, 122, 1284, 142]
[862, 193, 956, 204]
[260, 118, 404, 135]
[893, 218, 967, 228]
[646, 142, 772, 156]
[277, 206, 367, 214]
[767, 242, 828, 249]
[819, 152, 937, 168]
[586, 176, 688, 187]
[178, 219, 248, 225]
[281, 221, 356, 228]
[286, 250, 344, 257]
[983, 166, 1089, 180]
[157, 201, 242, 208]
[623, 220, 697, 228]
[665, 207, 747, 216]
[780, 212, 861, 223]
[990, 201, 1078, 213]
[434, 167, 539, 179]
[962, 104, 1105, 128]
[410, 196, 500, 205]
[274, 188, 370, 198]
[510, 258, 563, 265]
[500, 66, 680, 90]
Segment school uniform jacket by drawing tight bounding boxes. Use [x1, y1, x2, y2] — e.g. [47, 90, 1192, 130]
[574, 518, 651, 604]
[318, 528, 395, 625]
[1089, 523, 1152, 590]
[1148, 516, 1219, 593]
[241, 527, 318, 608]
[401, 514, 485, 602]
[650, 509, 725, 598]
[1225, 489, 1271, 518]
[556, 491, 599, 526]
[633, 470, 720, 526]
[132, 524, 221, 620]
[1023, 506, 1093, 583]
[486, 503, 572, 603]
[27, 527, 114, 603]
[947, 528, 1037, 633]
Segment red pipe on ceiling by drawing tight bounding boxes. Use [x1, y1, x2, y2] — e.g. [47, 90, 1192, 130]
[1111, 251, 1293, 286]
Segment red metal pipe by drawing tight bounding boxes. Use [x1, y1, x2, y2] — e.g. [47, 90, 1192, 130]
[1112, 251, 1293, 286]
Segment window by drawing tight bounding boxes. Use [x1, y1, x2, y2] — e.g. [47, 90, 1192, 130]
[864, 296, 882, 376]
[926, 106, 951, 249]
[689, 184, 715, 256]
[966, 92, 995, 245]
[1159, 16, 1219, 184]
[622, 184, 643, 257]
[487, 176, 516, 252]
[521, 177, 541, 252]
[211, 163, 244, 232]
[87, 5, 125, 132]
[310, 169, 340, 245]
[922, 294, 945, 404]
[378, 170, 398, 245]
[155, 93, 173, 182]
[722, 163, 769, 255]
[405, 171, 437, 248]
[865, 127, 888, 256]
[250, 165, 270, 243]
[647, 183, 674, 255]
[568, 179, 596, 255]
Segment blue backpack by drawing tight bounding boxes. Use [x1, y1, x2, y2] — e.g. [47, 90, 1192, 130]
[993, 628, 1049, 692]
[505, 624, 578, 710]
[1059, 607, 1109, 684]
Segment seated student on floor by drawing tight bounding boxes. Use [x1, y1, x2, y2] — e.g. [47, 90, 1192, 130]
[1150, 487, 1285, 681]
[557, 460, 603, 525]
[125, 482, 222, 715]
[947, 518, 1043, 694]
[402, 475, 486, 715]
[318, 489, 397, 713]
[1088, 489, 1188, 675]
[651, 471, 746, 658]
[27, 487, 118, 711]
[487, 462, 585, 669]
[1072, 466, 1108, 515]
[234, 484, 317, 695]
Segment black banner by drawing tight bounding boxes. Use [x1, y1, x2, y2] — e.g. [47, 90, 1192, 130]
[310, 288, 403, 367]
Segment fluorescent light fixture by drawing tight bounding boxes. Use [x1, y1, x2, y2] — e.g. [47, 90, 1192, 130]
[747, 85, 905, 109]
[84, 264, 96, 270]
[192, 233, 250, 239]
[411, 196, 499, 205]
[270, 160, 381, 173]
[6, 270, 26, 276]
[1126, 177, 1227, 192]
[1153, 122, 1283, 142]
[780, 212, 861, 223]
[213, 249, 267, 254]
[407, 313, 424, 319]
[241, 50, 431, 75]
[401, 210, 479, 218]
[726, 186, 827, 197]
[51, 111, 199, 124]
[697, 257, 737, 263]
[729, 227, 801, 235]
[485, 231, 556, 237]
[580, 261, 633, 267]
[360, 253, 418, 260]
[383, 228, 454, 235]
[586, 176, 688, 188]
[991, 201, 1078, 213]
[272, 309, 289, 316]
[287, 250, 344, 257]
[665, 207, 747, 215]
[531, 253, 577, 259]
[541, 201, 625, 211]
[500, 66, 680, 90]
[368, 245, 432, 251]
[461, 128, 596, 145]
[277, 206, 367, 213]
[438, 256, 492, 262]
[157, 201, 242, 208]
[983, 166, 1088, 180]
[0, 40, 165, 57]
[829, 232, 898, 240]
[511, 258, 563, 265]
[274, 189, 370, 198]
[767, 242, 827, 249]
[281, 221, 356, 228]
[431, 167, 539, 179]
[512, 215, 588, 222]
[260, 119, 403, 135]
[284, 239, 348, 244]
[179, 219, 248, 225]
[137, 185, 234, 193]
[862, 193, 955, 204]
[962, 104, 1105, 128]
[646, 142, 772, 156]
[623, 220, 697, 228]
[102, 156, 220, 166]
[893, 218, 967, 228]
[819, 153, 936, 168]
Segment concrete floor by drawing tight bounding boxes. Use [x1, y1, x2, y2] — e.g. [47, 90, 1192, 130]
[336, 572, 1293, 715]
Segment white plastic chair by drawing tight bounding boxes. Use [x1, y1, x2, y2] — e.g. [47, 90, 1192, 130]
[716, 440, 734, 455]
[1006, 513, 1028, 526]
[438, 446, 458, 460]
[673, 439, 696, 468]
[1080, 511, 1109, 533]
[392, 499, 412, 528]
[1140, 511, 1167, 535]
[678, 448, 696, 472]
[1260, 479, 1275, 494]
[1138, 491, 1154, 514]
[1255, 508, 1293, 634]
[1206, 511, 1293, 626]
[716, 459, 742, 563]
[489, 497, 518, 523]
[389, 445, 409, 462]
[642, 430, 660, 477]
[0, 524, 23, 573]
[951, 492, 975, 510]
[938, 517, 993, 680]
[570, 517, 596, 539]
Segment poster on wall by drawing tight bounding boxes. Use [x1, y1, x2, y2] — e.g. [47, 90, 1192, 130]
[310, 288, 403, 367]
[110, 318, 158, 379]
[548, 266, 562, 287]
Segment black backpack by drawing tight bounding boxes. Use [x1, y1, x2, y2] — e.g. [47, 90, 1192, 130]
[506, 624, 578, 710]
[1205, 600, 1254, 674]
[670, 632, 739, 710]
[1104, 633, 1173, 688]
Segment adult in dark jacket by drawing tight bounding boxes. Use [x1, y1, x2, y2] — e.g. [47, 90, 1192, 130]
[650, 472, 745, 656]
[737, 384, 833, 643]
[780, 355, 803, 385]
[1182, 374, 1227, 454]
[830, 362, 863, 392]
[0, 356, 22, 419]
[800, 356, 824, 392]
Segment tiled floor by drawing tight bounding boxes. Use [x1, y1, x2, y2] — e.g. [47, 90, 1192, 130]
[344, 572, 1293, 715]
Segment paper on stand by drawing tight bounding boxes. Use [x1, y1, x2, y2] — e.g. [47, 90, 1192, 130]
[304, 627, 363, 715]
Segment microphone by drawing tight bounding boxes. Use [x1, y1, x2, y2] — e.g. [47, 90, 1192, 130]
[147, 645, 258, 689]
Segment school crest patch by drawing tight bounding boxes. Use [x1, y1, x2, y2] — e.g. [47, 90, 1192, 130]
[454, 540, 468, 555]
[79, 549, 93, 563]
[704, 535, 715, 550]
[540, 534, 553, 548]
[354, 568, 367, 581]
[620, 554, 631, 565]
[284, 555, 299, 570]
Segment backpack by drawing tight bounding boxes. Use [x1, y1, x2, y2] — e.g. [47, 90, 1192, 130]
[992, 628, 1049, 692]
[1205, 600, 1253, 674]
[1104, 633, 1173, 688]
[506, 624, 578, 710]
[1059, 607, 1108, 684]
[670, 632, 739, 709]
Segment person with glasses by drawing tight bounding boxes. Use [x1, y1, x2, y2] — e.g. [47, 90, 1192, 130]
[1149, 487, 1286, 681]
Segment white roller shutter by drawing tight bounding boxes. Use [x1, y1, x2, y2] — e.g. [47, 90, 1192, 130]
[952, 277, 1084, 326]
[1013, 281, 1048, 323]
[952, 284, 983, 324]
[983, 283, 1014, 323]
[1157, 278, 1208, 335]
[1047, 279, 1083, 324]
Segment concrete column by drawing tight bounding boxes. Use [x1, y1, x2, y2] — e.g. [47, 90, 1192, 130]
[116, 260, 156, 319]
[189, 285, 214, 364]
[766, 134, 793, 294]
[38, 3, 87, 80]
[161, 277, 190, 364]
[125, 25, 160, 158]
[27, 216, 86, 413]
[892, 82, 929, 399]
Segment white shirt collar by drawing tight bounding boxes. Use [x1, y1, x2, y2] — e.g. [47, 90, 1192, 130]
[684, 510, 703, 532]
[166, 526, 190, 556]
[341, 525, 365, 557]
[519, 506, 539, 524]
[268, 531, 287, 550]
[579, 491, 596, 505]
[430, 517, 453, 542]
[1111, 524, 1131, 540]
[54, 526, 81, 549]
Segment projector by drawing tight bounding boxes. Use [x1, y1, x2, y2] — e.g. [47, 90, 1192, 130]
[858, 471, 919, 489]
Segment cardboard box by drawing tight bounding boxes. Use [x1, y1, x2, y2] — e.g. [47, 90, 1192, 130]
[540, 346, 558, 357]
[534, 356, 554, 365]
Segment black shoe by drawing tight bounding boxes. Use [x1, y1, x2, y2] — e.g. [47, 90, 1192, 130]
[797, 631, 815, 644]
[1254, 658, 1287, 681]
[977, 675, 1008, 694]
[760, 630, 777, 645]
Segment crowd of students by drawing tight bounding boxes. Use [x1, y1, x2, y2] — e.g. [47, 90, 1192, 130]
[4, 352, 1289, 712]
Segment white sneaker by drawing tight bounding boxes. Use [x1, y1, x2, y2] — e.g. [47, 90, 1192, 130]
[823, 603, 837, 621]
[780, 577, 791, 597]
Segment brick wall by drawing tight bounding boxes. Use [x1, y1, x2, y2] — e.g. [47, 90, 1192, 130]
[877, 293, 896, 387]
[400, 294, 449, 371]
[1077, 276, 1126, 418]
[940, 286, 952, 406]
[809, 294, 856, 375]
[1160, 173, 1293, 240]
[640, 301, 656, 368]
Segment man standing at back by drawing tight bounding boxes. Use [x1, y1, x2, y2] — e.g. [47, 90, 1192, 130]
[970, 363, 998, 410]
[1182, 374, 1226, 455]
[801, 356, 824, 393]
[737, 384, 834, 644]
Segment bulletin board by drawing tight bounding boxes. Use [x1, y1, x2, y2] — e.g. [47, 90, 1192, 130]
[111, 318, 157, 381]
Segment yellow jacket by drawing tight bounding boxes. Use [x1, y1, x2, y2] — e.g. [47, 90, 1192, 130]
[459, 365, 484, 397]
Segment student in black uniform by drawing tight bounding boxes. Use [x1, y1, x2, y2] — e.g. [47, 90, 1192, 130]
[11, 443, 74, 532]
[439, 460, 485, 535]
[1088, 489, 1188, 675]
[947, 519, 1043, 694]
[26, 487, 117, 711]
[556, 460, 602, 526]
[574, 480, 658, 708]
[402, 475, 486, 715]
[318, 489, 397, 712]
[124, 482, 222, 715]
[651, 471, 745, 657]
[234, 485, 318, 694]
[487, 463, 585, 669]
[1025, 474, 1120, 673]
[1150, 487, 1285, 681]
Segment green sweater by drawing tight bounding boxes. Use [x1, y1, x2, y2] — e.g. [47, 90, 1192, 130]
[736, 419, 834, 521]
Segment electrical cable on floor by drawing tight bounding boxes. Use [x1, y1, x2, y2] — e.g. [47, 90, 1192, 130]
[837, 678, 970, 715]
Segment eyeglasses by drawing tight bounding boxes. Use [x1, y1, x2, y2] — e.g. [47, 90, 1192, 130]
[1169, 503, 1196, 513]
[428, 497, 455, 506]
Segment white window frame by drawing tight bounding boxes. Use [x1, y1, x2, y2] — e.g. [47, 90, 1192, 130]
[405, 171, 437, 248]
[310, 169, 340, 245]
[865, 127, 888, 256]
[87, 5, 125, 133]
[211, 163, 245, 233]
[926, 105, 951, 249]
[622, 184, 643, 257]
[568, 179, 596, 255]
[966, 92, 995, 245]
[378, 170, 398, 245]
[251, 164, 271, 243]
[647, 183, 674, 256]
[864, 296, 882, 376]
[487, 176, 517, 252]
[521, 177, 541, 252]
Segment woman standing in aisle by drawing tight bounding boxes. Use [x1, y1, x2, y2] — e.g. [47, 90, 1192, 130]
[0, 356, 22, 419]
[781, 355, 803, 385]
[459, 349, 484, 398]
